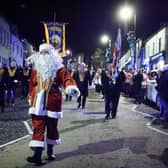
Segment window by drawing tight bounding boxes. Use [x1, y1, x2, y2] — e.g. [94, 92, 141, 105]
[3, 29, 6, 46]
[17, 45, 19, 54]
[0, 27, 2, 44]
[153, 42, 155, 55]
[159, 38, 161, 52]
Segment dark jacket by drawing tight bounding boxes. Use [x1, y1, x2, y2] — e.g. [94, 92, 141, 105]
[73, 70, 91, 97]
[102, 71, 124, 97]
[157, 70, 168, 103]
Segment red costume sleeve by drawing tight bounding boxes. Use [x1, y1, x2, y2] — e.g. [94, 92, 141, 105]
[58, 67, 77, 89]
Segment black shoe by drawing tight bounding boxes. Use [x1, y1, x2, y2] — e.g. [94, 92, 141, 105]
[77, 103, 81, 109]
[105, 114, 110, 120]
[27, 156, 42, 165]
[47, 144, 55, 161]
[48, 154, 56, 161]
[112, 115, 116, 119]
[27, 147, 42, 165]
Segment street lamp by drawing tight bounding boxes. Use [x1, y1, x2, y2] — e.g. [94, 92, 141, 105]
[100, 34, 112, 63]
[118, 5, 134, 22]
[117, 4, 136, 70]
[100, 34, 111, 48]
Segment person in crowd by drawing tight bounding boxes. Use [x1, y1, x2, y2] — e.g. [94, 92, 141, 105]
[4, 60, 18, 107]
[124, 68, 133, 96]
[102, 63, 125, 119]
[73, 62, 92, 109]
[133, 69, 143, 104]
[26, 43, 80, 165]
[0, 63, 6, 112]
[156, 65, 168, 121]
[93, 68, 102, 95]
[141, 69, 148, 103]
[21, 62, 31, 98]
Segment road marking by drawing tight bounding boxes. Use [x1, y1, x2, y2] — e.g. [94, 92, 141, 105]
[132, 105, 153, 118]
[147, 126, 168, 136]
[23, 121, 33, 135]
[131, 105, 168, 136]
[0, 135, 30, 149]
[0, 120, 32, 149]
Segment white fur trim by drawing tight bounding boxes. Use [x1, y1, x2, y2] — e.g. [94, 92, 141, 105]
[28, 107, 47, 116]
[39, 43, 54, 52]
[47, 111, 63, 119]
[34, 90, 46, 114]
[46, 138, 61, 145]
[29, 140, 45, 148]
[29, 108, 63, 119]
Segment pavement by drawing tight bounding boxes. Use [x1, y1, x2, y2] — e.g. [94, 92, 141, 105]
[0, 89, 168, 168]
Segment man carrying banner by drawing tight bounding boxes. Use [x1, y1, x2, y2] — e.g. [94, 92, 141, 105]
[26, 43, 80, 165]
[102, 28, 125, 119]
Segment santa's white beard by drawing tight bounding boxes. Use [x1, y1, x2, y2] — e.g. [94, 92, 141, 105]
[35, 53, 63, 82]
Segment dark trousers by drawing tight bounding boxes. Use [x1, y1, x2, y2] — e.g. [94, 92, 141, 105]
[105, 93, 120, 117]
[77, 95, 87, 108]
[0, 84, 5, 112]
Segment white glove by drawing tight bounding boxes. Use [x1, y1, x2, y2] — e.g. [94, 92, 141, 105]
[65, 86, 80, 97]
[13, 80, 18, 83]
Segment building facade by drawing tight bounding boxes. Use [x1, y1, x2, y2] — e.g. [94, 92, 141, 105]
[0, 16, 11, 66]
[144, 26, 168, 71]
[11, 34, 24, 67]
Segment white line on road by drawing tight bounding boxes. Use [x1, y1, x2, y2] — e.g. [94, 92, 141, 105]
[131, 105, 168, 136]
[132, 105, 154, 118]
[23, 121, 33, 135]
[0, 120, 32, 149]
[0, 135, 30, 149]
[147, 126, 168, 136]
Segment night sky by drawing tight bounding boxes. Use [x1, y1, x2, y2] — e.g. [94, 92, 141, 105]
[1, 0, 168, 56]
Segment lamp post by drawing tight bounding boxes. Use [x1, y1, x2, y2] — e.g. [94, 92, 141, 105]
[118, 4, 136, 70]
[100, 34, 112, 63]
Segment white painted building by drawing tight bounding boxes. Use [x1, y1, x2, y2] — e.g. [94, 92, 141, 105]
[144, 26, 168, 70]
[119, 49, 131, 69]
[11, 34, 24, 67]
[0, 16, 11, 66]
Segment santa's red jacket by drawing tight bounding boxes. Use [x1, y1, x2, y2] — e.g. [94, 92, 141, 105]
[28, 67, 77, 119]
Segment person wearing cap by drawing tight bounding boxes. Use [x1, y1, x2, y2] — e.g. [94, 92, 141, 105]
[26, 43, 80, 165]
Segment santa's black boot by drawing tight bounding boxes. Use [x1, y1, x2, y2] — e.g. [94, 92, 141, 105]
[27, 147, 43, 165]
[47, 144, 55, 160]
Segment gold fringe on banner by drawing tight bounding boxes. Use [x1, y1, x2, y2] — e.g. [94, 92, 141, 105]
[43, 23, 49, 43]
[60, 24, 66, 57]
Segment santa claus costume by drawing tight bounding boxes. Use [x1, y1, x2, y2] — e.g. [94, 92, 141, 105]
[26, 43, 80, 165]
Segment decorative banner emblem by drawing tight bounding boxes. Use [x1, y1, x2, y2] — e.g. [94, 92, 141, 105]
[43, 22, 66, 57]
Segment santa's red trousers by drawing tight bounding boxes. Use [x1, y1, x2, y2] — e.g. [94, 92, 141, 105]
[31, 114, 59, 145]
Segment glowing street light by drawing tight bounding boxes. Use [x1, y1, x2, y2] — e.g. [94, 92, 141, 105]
[100, 34, 112, 49]
[100, 34, 110, 44]
[118, 5, 134, 22]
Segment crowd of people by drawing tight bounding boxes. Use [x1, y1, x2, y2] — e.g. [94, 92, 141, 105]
[0, 61, 31, 112]
[92, 65, 168, 122]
